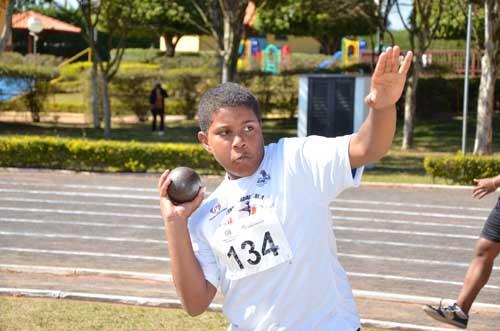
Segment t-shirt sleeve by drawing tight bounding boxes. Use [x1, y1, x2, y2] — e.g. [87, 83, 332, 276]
[285, 135, 363, 201]
[188, 221, 221, 289]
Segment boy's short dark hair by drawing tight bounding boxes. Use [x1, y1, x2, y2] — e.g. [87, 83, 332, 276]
[198, 82, 261, 133]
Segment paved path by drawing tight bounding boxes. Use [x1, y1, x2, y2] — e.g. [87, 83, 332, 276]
[0, 169, 499, 330]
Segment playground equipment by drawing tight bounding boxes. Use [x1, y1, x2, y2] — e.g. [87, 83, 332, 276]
[263, 44, 281, 74]
[318, 38, 367, 70]
[0, 47, 91, 103]
[237, 38, 291, 74]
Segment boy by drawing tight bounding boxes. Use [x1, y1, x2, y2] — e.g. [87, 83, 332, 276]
[158, 46, 412, 330]
[423, 174, 500, 329]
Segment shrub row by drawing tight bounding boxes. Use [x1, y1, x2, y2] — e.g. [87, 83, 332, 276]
[424, 155, 500, 185]
[0, 137, 221, 174]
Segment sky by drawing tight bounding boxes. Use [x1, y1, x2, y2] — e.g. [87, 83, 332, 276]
[57, 0, 413, 31]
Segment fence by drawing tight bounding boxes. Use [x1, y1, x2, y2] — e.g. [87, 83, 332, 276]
[360, 49, 485, 77]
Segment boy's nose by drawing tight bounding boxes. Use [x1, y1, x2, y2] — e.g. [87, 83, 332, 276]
[232, 135, 246, 148]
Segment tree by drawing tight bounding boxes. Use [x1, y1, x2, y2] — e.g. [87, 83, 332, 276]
[255, 0, 376, 54]
[134, 0, 198, 57]
[78, 0, 101, 130]
[0, 0, 14, 52]
[188, 0, 266, 83]
[396, 0, 445, 150]
[78, 0, 136, 138]
[473, 0, 499, 155]
[373, 0, 397, 51]
[434, 0, 484, 48]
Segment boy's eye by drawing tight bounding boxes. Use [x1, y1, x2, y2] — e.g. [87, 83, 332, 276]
[217, 130, 229, 136]
[244, 126, 254, 132]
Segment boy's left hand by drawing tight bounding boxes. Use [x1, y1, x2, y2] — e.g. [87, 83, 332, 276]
[365, 46, 413, 111]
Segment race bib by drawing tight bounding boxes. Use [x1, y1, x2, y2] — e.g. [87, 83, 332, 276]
[213, 208, 293, 280]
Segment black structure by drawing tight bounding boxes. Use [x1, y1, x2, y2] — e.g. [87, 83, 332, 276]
[298, 74, 370, 138]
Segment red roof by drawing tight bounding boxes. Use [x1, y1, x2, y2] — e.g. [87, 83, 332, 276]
[12, 11, 81, 34]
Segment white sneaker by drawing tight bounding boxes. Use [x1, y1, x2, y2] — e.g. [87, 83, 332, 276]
[423, 302, 468, 329]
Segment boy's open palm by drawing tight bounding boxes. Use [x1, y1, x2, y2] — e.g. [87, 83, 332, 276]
[365, 46, 413, 110]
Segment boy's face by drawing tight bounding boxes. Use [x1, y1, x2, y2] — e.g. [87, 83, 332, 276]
[198, 106, 264, 180]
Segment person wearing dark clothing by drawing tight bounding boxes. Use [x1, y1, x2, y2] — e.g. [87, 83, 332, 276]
[423, 174, 500, 329]
[149, 81, 168, 134]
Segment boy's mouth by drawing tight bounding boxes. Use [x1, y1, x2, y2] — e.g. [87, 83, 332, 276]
[234, 153, 251, 162]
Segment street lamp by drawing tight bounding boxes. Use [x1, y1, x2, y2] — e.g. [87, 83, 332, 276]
[27, 15, 43, 55]
[461, 2, 473, 155]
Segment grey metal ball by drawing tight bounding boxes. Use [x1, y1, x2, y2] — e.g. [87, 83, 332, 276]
[167, 167, 201, 204]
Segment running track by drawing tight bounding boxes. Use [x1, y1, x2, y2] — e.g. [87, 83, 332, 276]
[0, 169, 499, 330]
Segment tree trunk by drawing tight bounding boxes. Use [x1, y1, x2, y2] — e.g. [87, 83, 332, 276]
[163, 33, 177, 57]
[100, 73, 111, 138]
[220, 14, 241, 83]
[91, 56, 100, 129]
[219, 3, 245, 84]
[402, 58, 421, 150]
[473, 0, 498, 155]
[318, 35, 342, 55]
[0, 0, 14, 52]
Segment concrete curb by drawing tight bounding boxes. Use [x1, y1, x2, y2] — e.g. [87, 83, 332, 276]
[362, 182, 473, 190]
[360, 319, 457, 331]
[353, 290, 500, 312]
[0, 168, 478, 189]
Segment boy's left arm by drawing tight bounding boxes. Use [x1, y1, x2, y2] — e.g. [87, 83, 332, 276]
[349, 46, 413, 169]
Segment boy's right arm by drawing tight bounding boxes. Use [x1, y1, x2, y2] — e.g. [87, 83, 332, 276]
[158, 170, 217, 316]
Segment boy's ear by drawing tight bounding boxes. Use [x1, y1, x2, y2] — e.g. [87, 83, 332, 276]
[197, 131, 212, 153]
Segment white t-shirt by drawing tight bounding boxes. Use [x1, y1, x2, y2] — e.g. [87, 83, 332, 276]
[188, 134, 363, 331]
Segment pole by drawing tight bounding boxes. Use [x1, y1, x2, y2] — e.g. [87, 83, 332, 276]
[461, 3, 472, 154]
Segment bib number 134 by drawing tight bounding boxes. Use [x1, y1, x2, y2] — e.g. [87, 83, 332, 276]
[227, 231, 279, 269]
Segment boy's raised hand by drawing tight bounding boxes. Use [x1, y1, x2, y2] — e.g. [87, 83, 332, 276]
[158, 169, 205, 224]
[365, 46, 413, 110]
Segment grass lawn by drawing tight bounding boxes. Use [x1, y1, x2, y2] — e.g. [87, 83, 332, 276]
[0, 297, 384, 331]
[0, 113, 498, 184]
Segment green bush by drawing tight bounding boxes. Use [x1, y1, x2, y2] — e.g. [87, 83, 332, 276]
[0, 136, 222, 174]
[240, 73, 299, 117]
[0, 51, 63, 67]
[59, 62, 92, 82]
[47, 102, 86, 113]
[161, 67, 217, 118]
[112, 64, 161, 121]
[424, 155, 500, 185]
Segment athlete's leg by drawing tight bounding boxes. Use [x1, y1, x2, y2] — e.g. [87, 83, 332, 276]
[456, 237, 500, 314]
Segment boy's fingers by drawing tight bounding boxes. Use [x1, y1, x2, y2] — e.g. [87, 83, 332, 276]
[392, 46, 401, 72]
[374, 51, 388, 77]
[158, 169, 170, 191]
[192, 186, 206, 209]
[160, 177, 172, 198]
[160, 196, 175, 210]
[384, 46, 393, 73]
[398, 51, 413, 75]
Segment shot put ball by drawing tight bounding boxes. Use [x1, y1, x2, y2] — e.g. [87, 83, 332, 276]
[167, 167, 201, 204]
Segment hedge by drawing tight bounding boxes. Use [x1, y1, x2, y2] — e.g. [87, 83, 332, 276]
[424, 155, 500, 185]
[0, 136, 221, 174]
